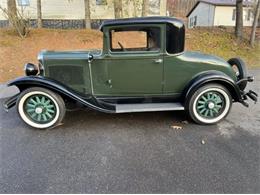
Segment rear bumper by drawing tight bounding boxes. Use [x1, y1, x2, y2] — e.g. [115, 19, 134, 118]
[237, 76, 258, 107]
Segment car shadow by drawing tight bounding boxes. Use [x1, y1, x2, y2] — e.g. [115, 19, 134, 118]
[62, 109, 188, 128]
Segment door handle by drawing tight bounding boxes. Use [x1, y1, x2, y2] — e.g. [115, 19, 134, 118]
[154, 59, 163, 63]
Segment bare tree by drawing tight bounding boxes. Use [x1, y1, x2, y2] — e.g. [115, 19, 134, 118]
[84, 0, 91, 29]
[235, 0, 243, 39]
[0, 0, 29, 37]
[250, 0, 260, 46]
[7, 0, 17, 27]
[37, 0, 42, 28]
[142, 0, 149, 16]
[114, 0, 123, 18]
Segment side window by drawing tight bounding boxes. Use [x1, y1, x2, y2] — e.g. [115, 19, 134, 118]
[18, 0, 30, 6]
[110, 27, 161, 52]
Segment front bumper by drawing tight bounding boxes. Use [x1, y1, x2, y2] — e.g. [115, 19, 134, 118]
[3, 94, 19, 112]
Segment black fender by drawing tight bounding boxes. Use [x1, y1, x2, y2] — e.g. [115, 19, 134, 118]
[183, 70, 243, 105]
[5, 76, 116, 113]
[227, 57, 248, 90]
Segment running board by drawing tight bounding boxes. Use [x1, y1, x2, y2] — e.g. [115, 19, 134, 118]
[116, 103, 185, 113]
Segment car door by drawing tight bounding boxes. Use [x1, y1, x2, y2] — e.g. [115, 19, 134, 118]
[99, 25, 164, 96]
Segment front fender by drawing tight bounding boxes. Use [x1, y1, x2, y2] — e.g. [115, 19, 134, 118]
[183, 70, 243, 104]
[6, 76, 115, 113]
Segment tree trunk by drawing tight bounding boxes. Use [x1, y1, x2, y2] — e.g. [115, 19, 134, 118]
[142, 0, 149, 17]
[114, 0, 123, 19]
[250, 0, 260, 47]
[7, 0, 17, 27]
[235, 0, 243, 39]
[37, 0, 42, 28]
[84, 0, 91, 29]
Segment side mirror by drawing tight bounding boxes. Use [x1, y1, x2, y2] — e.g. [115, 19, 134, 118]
[88, 54, 94, 63]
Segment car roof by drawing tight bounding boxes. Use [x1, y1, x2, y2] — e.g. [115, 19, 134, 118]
[99, 16, 184, 31]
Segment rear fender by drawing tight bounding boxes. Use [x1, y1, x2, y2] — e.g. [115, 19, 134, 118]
[183, 70, 242, 105]
[6, 76, 115, 113]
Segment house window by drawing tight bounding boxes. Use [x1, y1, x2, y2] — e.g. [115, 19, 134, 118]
[18, 0, 30, 6]
[194, 16, 197, 26]
[96, 0, 107, 5]
[246, 9, 251, 21]
[232, 9, 236, 21]
[190, 17, 194, 27]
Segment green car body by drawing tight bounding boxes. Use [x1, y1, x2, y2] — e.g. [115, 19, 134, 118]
[3, 17, 257, 129]
[39, 49, 236, 97]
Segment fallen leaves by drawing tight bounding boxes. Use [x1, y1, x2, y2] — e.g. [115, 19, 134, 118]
[170, 120, 188, 130]
[171, 125, 183, 130]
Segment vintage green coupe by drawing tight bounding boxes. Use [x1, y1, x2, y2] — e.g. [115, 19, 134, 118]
[3, 17, 257, 129]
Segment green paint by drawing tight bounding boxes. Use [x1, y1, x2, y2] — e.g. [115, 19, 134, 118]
[39, 22, 237, 97]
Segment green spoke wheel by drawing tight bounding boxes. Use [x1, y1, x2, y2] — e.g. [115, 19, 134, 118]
[24, 94, 57, 124]
[195, 91, 225, 119]
[17, 87, 66, 129]
[187, 84, 232, 125]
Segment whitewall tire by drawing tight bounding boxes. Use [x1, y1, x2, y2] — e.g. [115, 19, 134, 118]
[16, 87, 65, 129]
[187, 84, 232, 125]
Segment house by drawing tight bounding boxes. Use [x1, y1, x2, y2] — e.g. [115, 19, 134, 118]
[186, 0, 254, 28]
[0, 0, 167, 28]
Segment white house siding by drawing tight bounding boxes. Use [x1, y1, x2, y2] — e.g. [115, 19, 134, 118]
[0, 0, 167, 20]
[213, 6, 253, 26]
[188, 2, 215, 28]
[0, 0, 8, 20]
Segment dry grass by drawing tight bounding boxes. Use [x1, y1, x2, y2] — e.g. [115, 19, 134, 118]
[0, 27, 259, 83]
[186, 27, 260, 68]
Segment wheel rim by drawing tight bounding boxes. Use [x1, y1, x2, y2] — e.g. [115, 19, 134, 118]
[196, 91, 225, 119]
[23, 94, 57, 124]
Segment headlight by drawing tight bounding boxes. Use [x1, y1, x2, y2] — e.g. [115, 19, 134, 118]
[38, 62, 44, 75]
[24, 63, 38, 76]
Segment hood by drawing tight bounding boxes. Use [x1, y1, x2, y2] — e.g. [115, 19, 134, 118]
[179, 51, 229, 66]
[38, 49, 102, 63]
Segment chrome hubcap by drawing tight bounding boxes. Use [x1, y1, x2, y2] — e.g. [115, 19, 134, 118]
[208, 102, 215, 109]
[35, 107, 43, 114]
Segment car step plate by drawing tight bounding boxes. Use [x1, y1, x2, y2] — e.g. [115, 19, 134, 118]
[116, 103, 185, 113]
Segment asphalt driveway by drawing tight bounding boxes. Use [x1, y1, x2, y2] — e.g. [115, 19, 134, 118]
[0, 70, 259, 193]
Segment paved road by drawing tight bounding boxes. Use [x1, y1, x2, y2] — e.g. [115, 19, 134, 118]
[0, 70, 260, 193]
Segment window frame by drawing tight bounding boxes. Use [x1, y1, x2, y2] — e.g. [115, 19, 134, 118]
[108, 25, 162, 55]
